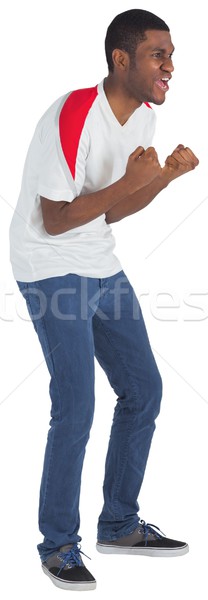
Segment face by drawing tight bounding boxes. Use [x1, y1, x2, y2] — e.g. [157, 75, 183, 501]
[124, 30, 175, 105]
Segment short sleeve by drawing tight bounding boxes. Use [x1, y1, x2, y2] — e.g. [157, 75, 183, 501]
[36, 114, 76, 202]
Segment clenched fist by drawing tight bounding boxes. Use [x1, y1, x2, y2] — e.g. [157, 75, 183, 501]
[162, 144, 199, 183]
[124, 146, 162, 193]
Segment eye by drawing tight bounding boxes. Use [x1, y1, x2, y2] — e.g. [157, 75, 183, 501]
[152, 52, 174, 60]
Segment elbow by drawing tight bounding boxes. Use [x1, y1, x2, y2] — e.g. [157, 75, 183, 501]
[105, 213, 120, 225]
[43, 218, 75, 235]
[41, 197, 73, 235]
[43, 220, 60, 236]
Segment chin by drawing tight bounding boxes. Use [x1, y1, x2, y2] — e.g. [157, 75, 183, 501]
[151, 94, 166, 106]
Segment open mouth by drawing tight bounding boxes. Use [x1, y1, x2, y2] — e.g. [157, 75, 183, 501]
[155, 78, 170, 92]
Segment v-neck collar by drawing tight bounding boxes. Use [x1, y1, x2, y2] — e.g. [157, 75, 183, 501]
[97, 79, 142, 131]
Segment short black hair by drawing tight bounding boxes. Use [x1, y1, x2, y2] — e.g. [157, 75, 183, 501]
[105, 9, 170, 72]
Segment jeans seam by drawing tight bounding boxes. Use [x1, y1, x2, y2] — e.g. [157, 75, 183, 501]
[113, 418, 132, 521]
[25, 282, 63, 422]
[94, 317, 138, 520]
[22, 284, 63, 524]
[39, 426, 56, 526]
[94, 316, 139, 400]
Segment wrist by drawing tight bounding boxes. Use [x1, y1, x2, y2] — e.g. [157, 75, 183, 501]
[159, 165, 173, 188]
[121, 174, 138, 196]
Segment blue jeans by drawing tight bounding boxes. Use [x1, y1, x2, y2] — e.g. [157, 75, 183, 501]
[17, 271, 162, 562]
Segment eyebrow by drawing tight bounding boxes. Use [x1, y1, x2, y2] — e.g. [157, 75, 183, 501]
[152, 46, 175, 54]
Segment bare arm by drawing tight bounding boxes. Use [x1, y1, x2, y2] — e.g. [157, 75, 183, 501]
[41, 146, 161, 235]
[106, 145, 199, 224]
[106, 173, 168, 224]
[41, 176, 133, 235]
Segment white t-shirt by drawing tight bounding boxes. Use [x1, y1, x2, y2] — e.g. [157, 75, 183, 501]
[9, 80, 156, 282]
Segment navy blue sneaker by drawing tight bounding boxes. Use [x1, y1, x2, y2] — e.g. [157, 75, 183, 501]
[96, 520, 189, 557]
[42, 544, 96, 590]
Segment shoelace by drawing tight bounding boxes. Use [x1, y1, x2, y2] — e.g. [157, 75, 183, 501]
[57, 544, 90, 576]
[140, 520, 166, 546]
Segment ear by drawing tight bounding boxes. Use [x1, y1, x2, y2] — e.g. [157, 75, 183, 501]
[112, 48, 130, 71]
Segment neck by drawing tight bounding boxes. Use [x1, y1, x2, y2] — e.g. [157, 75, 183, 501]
[103, 74, 142, 125]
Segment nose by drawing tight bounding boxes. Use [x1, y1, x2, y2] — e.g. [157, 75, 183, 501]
[161, 56, 174, 73]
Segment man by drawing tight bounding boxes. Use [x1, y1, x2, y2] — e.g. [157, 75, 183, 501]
[9, 9, 199, 592]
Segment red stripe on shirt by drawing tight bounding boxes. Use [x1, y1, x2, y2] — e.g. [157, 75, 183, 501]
[144, 102, 152, 109]
[59, 86, 98, 179]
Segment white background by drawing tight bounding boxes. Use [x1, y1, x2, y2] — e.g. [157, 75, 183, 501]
[0, 0, 207, 598]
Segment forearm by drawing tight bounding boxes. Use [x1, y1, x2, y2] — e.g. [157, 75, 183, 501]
[106, 172, 169, 224]
[41, 176, 135, 235]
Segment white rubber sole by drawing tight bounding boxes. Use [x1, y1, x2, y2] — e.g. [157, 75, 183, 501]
[96, 543, 189, 557]
[42, 564, 97, 591]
